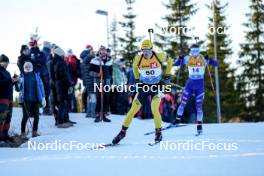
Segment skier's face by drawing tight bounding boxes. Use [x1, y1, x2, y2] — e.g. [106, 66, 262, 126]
[190, 47, 200, 56]
[142, 49, 152, 59]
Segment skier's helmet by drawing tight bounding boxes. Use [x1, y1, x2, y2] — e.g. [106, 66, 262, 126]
[141, 39, 153, 50]
[190, 44, 200, 56]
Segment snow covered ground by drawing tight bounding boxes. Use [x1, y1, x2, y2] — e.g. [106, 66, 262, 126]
[0, 108, 264, 176]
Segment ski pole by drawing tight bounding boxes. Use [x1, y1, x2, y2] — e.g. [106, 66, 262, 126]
[99, 58, 104, 122]
[170, 83, 184, 90]
[148, 28, 154, 42]
[206, 65, 216, 95]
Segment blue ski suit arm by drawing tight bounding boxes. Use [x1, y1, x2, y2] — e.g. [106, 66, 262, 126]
[174, 56, 186, 66]
[205, 55, 218, 67]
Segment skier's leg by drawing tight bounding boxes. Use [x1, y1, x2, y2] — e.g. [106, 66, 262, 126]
[151, 95, 162, 129]
[176, 83, 192, 118]
[195, 82, 205, 134]
[123, 94, 142, 128]
[195, 92, 204, 122]
[112, 93, 142, 144]
[151, 95, 162, 142]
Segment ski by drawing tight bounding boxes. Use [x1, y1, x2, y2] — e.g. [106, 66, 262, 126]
[88, 143, 119, 150]
[148, 141, 160, 146]
[144, 124, 187, 136]
[195, 131, 202, 136]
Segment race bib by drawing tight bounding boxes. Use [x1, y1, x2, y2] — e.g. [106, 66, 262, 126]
[139, 68, 162, 84]
[188, 66, 205, 76]
[187, 55, 206, 79]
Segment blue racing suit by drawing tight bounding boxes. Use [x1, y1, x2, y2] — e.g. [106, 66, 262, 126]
[174, 55, 218, 122]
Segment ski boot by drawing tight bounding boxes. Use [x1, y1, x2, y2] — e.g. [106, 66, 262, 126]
[112, 126, 128, 144]
[172, 116, 181, 126]
[196, 121, 203, 135]
[154, 128, 162, 143]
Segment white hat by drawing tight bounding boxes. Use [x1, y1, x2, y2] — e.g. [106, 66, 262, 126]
[54, 47, 65, 57]
[23, 62, 33, 73]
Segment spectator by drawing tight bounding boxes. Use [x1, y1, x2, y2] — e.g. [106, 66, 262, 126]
[66, 49, 81, 112]
[89, 46, 112, 122]
[160, 93, 175, 123]
[18, 62, 46, 139]
[0, 54, 19, 144]
[29, 40, 46, 73]
[17, 45, 32, 73]
[41, 41, 52, 115]
[47, 44, 58, 124]
[50, 47, 75, 128]
[80, 45, 96, 118]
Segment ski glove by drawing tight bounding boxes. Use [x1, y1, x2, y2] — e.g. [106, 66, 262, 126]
[41, 98, 46, 108]
[164, 76, 171, 85]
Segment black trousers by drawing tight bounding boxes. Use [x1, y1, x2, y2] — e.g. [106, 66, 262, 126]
[21, 102, 39, 133]
[96, 90, 109, 115]
[57, 100, 69, 124]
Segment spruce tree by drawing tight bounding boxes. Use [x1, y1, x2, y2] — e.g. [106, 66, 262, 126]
[238, 0, 264, 120]
[118, 0, 140, 62]
[204, 0, 243, 122]
[155, 0, 197, 58]
[109, 17, 119, 60]
[154, 0, 198, 87]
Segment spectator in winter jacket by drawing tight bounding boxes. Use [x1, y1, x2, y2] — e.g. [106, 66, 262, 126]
[66, 49, 80, 112]
[0, 54, 19, 143]
[47, 44, 58, 124]
[160, 93, 175, 123]
[50, 46, 75, 128]
[28, 40, 51, 116]
[17, 45, 32, 73]
[89, 45, 112, 122]
[18, 62, 46, 139]
[80, 45, 96, 118]
[29, 40, 46, 74]
[41, 41, 52, 115]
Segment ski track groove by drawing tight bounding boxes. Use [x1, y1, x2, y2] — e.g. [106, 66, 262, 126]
[1, 152, 264, 163]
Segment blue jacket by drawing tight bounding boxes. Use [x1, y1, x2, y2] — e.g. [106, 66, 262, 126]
[18, 72, 45, 104]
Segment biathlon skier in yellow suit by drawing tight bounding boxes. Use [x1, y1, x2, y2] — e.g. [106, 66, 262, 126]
[112, 39, 172, 144]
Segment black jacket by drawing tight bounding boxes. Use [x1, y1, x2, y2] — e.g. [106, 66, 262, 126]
[30, 47, 46, 74]
[0, 66, 13, 100]
[51, 55, 72, 101]
[17, 54, 32, 74]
